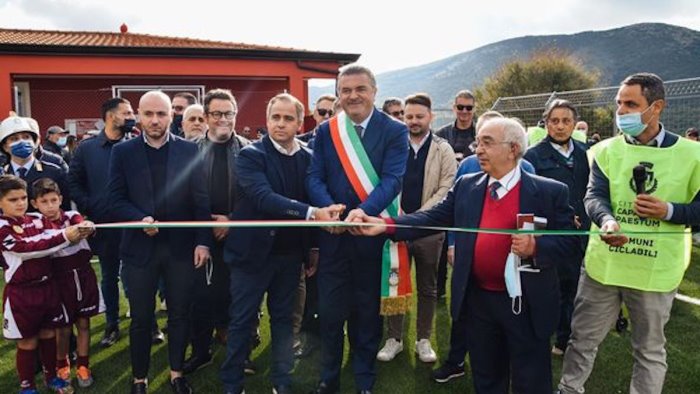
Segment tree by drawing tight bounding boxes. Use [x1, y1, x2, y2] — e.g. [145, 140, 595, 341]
[474, 49, 599, 111]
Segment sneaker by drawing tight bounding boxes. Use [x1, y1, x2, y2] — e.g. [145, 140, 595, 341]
[46, 376, 75, 394]
[131, 380, 148, 394]
[152, 328, 165, 344]
[100, 325, 120, 348]
[415, 339, 437, 363]
[376, 338, 403, 362]
[182, 354, 213, 375]
[76, 366, 94, 388]
[272, 385, 292, 394]
[169, 377, 193, 394]
[244, 357, 257, 375]
[552, 345, 565, 356]
[431, 362, 465, 383]
[57, 366, 71, 382]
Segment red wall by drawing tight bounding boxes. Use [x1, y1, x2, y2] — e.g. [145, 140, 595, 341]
[21, 76, 288, 135]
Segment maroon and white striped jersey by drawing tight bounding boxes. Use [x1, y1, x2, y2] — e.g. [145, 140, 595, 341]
[43, 211, 92, 272]
[0, 214, 70, 284]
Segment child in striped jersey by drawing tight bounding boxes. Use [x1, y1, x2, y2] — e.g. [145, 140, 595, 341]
[0, 175, 93, 394]
[30, 178, 99, 389]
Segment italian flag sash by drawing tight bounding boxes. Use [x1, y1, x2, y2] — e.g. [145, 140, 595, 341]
[329, 112, 411, 315]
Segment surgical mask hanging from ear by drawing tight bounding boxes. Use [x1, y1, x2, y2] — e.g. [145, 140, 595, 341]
[504, 252, 522, 315]
[616, 103, 656, 137]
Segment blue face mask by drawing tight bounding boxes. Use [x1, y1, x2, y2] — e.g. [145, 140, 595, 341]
[616, 103, 656, 137]
[10, 139, 35, 159]
[56, 136, 68, 147]
[504, 252, 522, 315]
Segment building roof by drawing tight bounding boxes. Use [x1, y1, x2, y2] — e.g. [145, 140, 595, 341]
[0, 27, 360, 62]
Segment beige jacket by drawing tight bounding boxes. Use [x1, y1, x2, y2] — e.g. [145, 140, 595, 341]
[416, 133, 457, 211]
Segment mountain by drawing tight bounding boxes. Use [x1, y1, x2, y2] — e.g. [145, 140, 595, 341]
[310, 23, 700, 109]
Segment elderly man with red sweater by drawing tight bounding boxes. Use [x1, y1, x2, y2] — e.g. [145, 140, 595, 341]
[354, 117, 581, 393]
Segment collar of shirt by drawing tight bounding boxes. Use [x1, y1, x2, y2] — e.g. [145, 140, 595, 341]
[410, 132, 431, 155]
[488, 165, 521, 199]
[270, 137, 301, 156]
[353, 108, 374, 131]
[626, 125, 666, 147]
[143, 130, 171, 149]
[549, 138, 574, 158]
[11, 157, 35, 174]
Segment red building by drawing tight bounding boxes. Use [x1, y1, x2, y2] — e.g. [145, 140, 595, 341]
[0, 26, 359, 137]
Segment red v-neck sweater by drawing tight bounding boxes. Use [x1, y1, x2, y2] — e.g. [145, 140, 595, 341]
[472, 182, 521, 291]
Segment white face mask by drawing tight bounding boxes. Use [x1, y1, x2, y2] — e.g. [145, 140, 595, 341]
[504, 252, 522, 315]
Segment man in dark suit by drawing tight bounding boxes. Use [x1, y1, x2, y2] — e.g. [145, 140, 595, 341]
[107, 90, 212, 394]
[220, 93, 343, 394]
[523, 99, 590, 356]
[306, 64, 408, 394]
[355, 117, 579, 393]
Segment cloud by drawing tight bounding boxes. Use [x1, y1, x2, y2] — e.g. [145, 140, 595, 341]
[4, 0, 139, 31]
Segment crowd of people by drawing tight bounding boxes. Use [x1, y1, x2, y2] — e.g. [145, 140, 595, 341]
[0, 65, 699, 394]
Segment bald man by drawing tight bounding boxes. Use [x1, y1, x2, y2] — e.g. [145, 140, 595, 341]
[107, 90, 212, 394]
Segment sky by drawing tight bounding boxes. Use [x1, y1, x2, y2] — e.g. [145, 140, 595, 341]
[1, 0, 699, 80]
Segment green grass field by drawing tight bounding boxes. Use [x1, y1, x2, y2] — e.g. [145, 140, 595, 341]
[2, 248, 700, 393]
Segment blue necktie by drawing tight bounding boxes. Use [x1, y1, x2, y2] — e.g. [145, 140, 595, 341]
[354, 125, 364, 139]
[489, 181, 501, 201]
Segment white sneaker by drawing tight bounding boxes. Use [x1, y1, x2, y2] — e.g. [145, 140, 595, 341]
[415, 339, 437, 363]
[376, 338, 403, 361]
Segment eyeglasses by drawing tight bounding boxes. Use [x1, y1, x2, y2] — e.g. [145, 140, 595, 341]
[187, 116, 205, 123]
[317, 109, 334, 117]
[172, 105, 185, 112]
[475, 138, 511, 149]
[455, 105, 474, 112]
[391, 111, 404, 117]
[207, 111, 236, 120]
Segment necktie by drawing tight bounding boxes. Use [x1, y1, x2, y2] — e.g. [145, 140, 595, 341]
[354, 125, 365, 139]
[489, 181, 501, 201]
[17, 167, 27, 179]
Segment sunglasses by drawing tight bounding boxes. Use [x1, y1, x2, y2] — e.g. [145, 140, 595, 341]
[391, 111, 404, 117]
[317, 109, 334, 117]
[455, 104, 474, 112]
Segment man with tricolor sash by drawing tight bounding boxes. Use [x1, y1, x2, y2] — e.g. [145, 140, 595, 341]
[306, 64, 409, 394]
[559, 73, 700, 394]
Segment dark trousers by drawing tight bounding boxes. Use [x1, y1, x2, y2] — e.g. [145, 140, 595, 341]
[190, 242, 231, 357]
[220, 253, 301, 392]
[318, 237, 382, 391]
[122, 241, 194, 379]
[92, 230, 124, 327]
[436, 236, 449, 297]
[465, 286, 551, 394]
[445, 292, 469, 367]
[555, 273, 580, 350]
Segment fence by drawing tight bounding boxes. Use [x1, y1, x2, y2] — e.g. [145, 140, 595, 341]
[490, 77, 700, 138]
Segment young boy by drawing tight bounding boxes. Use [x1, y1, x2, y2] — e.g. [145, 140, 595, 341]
[0, 175, 93, 394]
[30, 178, 99, 388]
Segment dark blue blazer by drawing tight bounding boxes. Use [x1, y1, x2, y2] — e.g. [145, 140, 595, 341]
[225, 136, 315, 270]
[393, 171, 579, 339]
[306, 109, 408, 256]
[107, 135, 212, 266]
